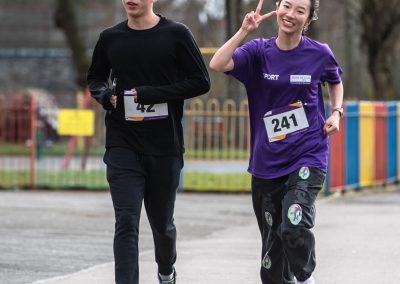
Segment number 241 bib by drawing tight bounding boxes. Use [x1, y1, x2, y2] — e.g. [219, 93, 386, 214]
[263, 101, 309, 142]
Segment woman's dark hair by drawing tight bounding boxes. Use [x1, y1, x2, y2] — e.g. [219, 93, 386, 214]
[276, 0, 319, 20]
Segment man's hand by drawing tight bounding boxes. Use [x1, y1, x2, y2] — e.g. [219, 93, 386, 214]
[110, 89, 137, 108]
[110, 94, 117, 109]
[131, 88, 137, 103]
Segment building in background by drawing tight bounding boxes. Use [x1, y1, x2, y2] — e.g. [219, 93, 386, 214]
[0, 0, 399, 104]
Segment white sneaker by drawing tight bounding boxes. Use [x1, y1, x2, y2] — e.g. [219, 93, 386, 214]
[158, 269, 176, 284]
[296, 276, 315, 284]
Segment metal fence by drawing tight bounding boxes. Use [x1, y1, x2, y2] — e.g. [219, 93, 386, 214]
[184, 98, 250, 160]
[1, 95, 399, 193]
[0, 94, 251, 191]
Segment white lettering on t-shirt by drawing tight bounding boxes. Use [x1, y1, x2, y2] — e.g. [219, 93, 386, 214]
[290, 75, 311, 84]
[263, 73, 280, 80]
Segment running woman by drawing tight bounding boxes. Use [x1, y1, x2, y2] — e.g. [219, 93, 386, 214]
[209, 0, 343, 283]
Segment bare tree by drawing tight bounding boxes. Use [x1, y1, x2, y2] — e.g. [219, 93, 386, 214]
[225, 0, 243, 99]
[54, 0, 89, 92]
[226, 0, 243, 39]
[360, 0, 400, 100]
[342, 0, 364, 99]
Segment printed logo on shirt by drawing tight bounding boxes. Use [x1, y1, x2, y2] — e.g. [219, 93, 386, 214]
[290, 75, 311, 84]
[263, 73, 280, 80]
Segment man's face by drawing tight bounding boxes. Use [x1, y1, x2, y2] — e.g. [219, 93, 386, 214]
[122, 0, 154, 19]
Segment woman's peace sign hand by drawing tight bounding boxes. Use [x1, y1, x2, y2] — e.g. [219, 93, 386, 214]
[241, 0, 276, 33]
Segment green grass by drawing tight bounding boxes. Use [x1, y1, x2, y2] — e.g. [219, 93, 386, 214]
[184, 148, 249, 160]
[182, 171, 251, 192]
[0, 142, 105, 157]
[1, 143, 249, 160]
[0, 171, 31, 188]
[0, 144, 31, 155]
[0, 170, 251, 192]
[0, 170, 108, 190]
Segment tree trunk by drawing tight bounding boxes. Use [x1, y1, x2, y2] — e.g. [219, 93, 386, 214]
[225, 0, 243, 100]
[344, 0, 363, 99]
[368, 48, 396, 101]
[360, 0, 400, 100]
[54, 0, 90, 91]
[226, 0, 242, 40]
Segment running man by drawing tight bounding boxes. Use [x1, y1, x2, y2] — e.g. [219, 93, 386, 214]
[87, 1, 210, 283]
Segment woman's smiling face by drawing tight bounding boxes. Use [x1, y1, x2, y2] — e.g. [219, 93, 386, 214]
[276, 0, 312, 35]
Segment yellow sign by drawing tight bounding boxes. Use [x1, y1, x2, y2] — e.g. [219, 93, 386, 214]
[57, 109, 95, 136]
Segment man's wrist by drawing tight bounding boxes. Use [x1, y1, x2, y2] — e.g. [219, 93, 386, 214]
[101, 89, 114, 110]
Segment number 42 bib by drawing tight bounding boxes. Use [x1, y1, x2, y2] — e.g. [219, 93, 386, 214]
[263, 101, 309, 142]
[124, 90, 168, 121]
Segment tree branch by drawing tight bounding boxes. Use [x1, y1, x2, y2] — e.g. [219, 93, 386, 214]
[54, 0, 89, 91]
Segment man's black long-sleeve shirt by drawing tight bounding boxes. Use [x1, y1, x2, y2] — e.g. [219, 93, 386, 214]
[87, 15, 210, 155]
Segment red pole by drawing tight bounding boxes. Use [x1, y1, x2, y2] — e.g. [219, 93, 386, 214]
[30, 96, 36, 190]
[0, 96, 4, 143]
[329, 104, 345, 192]
[375, 102, 387, 184]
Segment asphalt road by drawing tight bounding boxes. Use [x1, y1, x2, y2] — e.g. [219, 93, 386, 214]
[1, 187, 400, 284]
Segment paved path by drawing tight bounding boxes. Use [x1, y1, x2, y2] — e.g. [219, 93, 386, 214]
[1, 187, 400, 284]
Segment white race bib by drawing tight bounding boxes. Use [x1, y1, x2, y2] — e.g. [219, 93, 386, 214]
[124, 90, 168, 121]
[263, 102, 309, 142]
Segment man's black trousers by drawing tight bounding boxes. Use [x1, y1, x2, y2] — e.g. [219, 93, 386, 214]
[104, 147, 183, 284]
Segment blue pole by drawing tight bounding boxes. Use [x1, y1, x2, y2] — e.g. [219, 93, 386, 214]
[345, 102, 359, 189]
[386, 102, 397, 183]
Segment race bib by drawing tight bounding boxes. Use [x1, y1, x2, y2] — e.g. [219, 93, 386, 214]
[124, 90, 168, 121]
[263, 101, 309, 142]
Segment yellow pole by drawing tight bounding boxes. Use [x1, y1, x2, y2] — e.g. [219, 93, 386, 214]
[359, 101, 375, 187]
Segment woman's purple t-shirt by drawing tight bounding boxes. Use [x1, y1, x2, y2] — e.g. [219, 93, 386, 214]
[227, 36, 342, 179]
